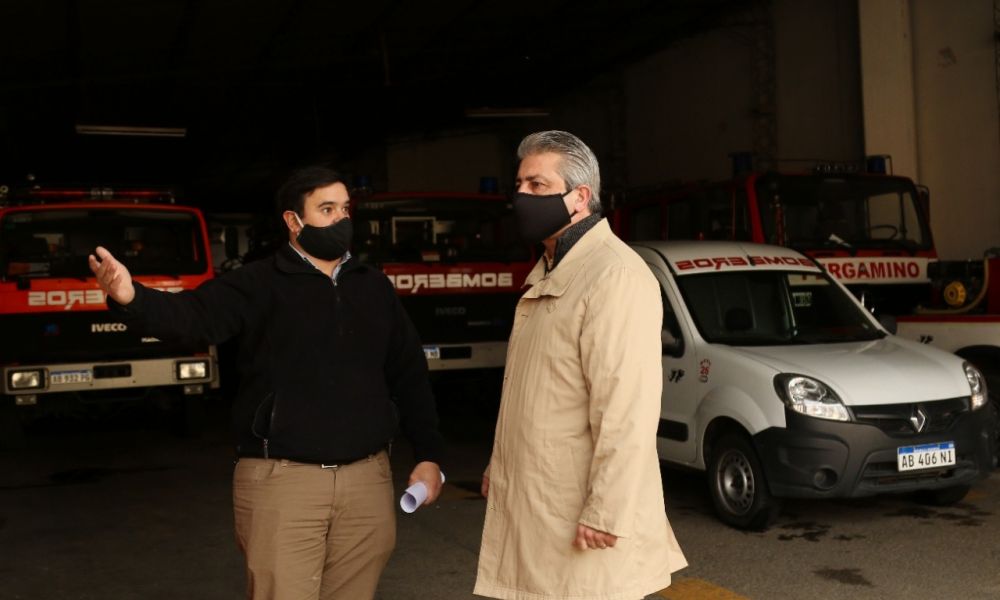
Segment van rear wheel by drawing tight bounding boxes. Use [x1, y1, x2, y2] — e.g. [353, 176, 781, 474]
[708, 433, 781, 530]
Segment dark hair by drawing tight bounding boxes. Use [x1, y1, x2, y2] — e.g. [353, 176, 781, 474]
[275, 166, 345, 216]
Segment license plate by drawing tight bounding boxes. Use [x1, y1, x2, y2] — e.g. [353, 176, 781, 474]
[897, 441, 956, 472]
[423, 346, 441, 360]
[50, 369, 93, 385]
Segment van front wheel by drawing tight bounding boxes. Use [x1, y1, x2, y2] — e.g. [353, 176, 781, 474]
[708, 433, 781, 530]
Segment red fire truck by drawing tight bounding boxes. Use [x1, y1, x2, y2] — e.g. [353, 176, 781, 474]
[0, 185, 219, 444]
[611, 164, 999, 464]
[612, 168, 936, 314]
[351, 191, 535, 372]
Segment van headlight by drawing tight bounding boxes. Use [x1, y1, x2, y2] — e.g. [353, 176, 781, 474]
[963, 362, 987, 410]
[774, 374, 851, 421]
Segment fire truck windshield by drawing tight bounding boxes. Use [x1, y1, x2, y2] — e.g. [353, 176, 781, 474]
[352, 195, 530, 264]
[1, 208, 207, 279]
[677, 270, 885, 346]
[755, 175, 930, 252]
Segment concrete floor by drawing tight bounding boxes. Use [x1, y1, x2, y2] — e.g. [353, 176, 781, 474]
[1, 391, 998, 600]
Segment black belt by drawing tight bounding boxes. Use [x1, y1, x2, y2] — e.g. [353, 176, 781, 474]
[237, 443, 389, 468]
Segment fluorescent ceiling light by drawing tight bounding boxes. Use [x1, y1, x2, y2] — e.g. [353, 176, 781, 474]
[465, 107, 550, 118]
[75, 124, 187, 138]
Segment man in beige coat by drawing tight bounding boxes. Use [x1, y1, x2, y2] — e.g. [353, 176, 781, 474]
[475, 131, 686, 600]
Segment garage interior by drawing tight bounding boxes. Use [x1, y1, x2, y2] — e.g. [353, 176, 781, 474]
[2, 1, 999, 599]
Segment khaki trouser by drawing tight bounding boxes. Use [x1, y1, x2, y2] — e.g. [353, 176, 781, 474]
[232, 451, 396, 600]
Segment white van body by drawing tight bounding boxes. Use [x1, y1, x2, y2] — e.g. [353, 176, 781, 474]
[632, 241, 994, 529]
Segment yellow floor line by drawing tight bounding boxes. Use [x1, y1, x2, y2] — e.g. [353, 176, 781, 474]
[652, 577, 749, 600]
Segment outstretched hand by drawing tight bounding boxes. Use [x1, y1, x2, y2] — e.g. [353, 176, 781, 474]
[88, 246, 136, 305]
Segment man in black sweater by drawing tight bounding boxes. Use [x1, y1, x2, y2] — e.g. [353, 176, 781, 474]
[88, 166, 444, 600]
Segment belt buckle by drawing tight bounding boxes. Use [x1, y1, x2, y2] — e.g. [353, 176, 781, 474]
[321, 463, 341, 470]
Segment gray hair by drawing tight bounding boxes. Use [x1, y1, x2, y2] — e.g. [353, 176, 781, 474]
[517, 130, 602, 214]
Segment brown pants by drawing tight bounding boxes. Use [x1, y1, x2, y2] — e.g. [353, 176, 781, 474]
[232, 451, 396, 600]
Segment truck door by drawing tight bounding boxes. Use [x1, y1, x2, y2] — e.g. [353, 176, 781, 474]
[646, 261, 701, 465]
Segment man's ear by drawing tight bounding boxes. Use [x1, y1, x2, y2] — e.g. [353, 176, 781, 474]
[574, 186, 593, 215]
[282, 211, 301, 235]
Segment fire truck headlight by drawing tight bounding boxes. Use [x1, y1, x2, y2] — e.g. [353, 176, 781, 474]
[9, 369, 44, 390]
[774, 374, 851, 422]
[963, 362, 987, 410]
[176, 360, 208, 381]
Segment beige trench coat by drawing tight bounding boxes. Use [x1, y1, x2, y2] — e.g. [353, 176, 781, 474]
[475, 220, 686, 600]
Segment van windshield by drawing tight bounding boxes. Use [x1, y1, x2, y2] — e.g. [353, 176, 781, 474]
[1, 208, 207, 279]
[676, 270, 885, 345]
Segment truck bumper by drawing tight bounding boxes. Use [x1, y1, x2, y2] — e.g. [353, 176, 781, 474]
[753, 404, 994, 499]
[422, 341, 508, 371]
[3, 353, 218, 401]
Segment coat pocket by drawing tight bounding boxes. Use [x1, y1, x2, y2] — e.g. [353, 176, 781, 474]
[538, 444, 587, 523]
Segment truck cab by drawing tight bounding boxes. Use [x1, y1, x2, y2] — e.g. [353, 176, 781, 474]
[634, 240, 995, 529]
[351, 191, 535, 372]
[0, 187, 219, 443]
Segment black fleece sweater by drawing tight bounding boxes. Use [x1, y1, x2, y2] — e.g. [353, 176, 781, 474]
[109, 244, 445, 465]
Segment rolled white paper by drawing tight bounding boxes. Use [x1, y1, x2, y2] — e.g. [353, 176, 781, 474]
[400, 471, 446, 513]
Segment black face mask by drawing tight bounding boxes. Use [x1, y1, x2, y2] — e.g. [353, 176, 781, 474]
[512, 190, 575, 245]
[294, 215, 353, 261]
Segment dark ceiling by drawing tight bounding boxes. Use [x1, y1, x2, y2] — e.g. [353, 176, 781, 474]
[0, 0, 744, 211]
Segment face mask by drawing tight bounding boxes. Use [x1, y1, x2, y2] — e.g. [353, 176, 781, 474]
[293, 213, 353, 261]
[512, 190, 575, 245]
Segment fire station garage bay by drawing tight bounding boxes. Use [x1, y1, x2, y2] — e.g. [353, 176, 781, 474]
[2, 2, 999, 599]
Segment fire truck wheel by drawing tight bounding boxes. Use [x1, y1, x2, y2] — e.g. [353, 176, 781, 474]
[707, 432, 782, 531]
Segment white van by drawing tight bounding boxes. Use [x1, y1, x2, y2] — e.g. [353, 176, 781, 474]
[632, 241, 995, 530]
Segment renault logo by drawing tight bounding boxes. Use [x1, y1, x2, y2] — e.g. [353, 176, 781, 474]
[910, 406, 927, 433]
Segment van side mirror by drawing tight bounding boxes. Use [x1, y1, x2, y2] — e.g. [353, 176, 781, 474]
[662, 328, 684, 357]
[659, 287, 685, 357]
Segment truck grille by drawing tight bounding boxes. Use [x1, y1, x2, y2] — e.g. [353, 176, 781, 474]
[851, 397, 969, 436]
[400, 293, 518, 344]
